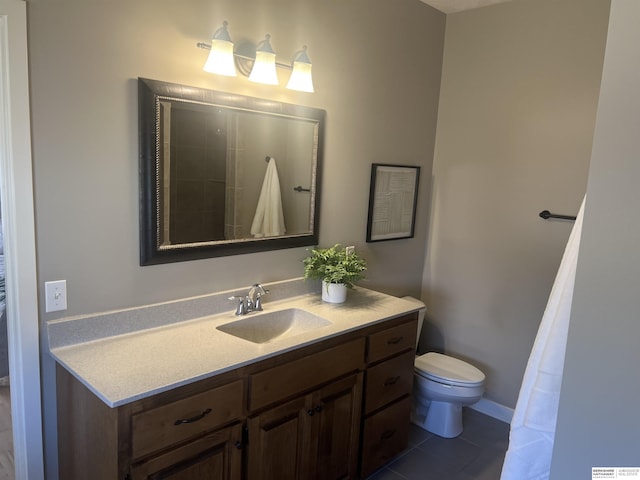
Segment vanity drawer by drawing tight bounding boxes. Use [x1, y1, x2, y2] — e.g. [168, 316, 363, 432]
[131, 380, 243, 460]
[364, 349, 414, 414]
[367, 317, 417, 364]
[360, 396, 412, 478]
[249, 338, 365, 411]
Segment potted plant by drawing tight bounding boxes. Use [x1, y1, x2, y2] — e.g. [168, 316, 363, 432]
[303, 244, 367, 303]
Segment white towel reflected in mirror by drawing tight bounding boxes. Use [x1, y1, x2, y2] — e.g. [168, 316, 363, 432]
[251, 157, 286, 238]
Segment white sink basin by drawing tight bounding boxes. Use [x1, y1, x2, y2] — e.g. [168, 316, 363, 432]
[216, 308, 332, 344]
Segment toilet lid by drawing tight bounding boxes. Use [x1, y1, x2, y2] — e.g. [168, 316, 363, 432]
[415, 352, 485, 387]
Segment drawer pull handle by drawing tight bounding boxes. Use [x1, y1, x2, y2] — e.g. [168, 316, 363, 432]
[384, 376, 401, 386]
[307, 405, 323, 416]
[387, 336, 403, 345]
[174, 408, 212, 426]
[381, 429, 396, 440]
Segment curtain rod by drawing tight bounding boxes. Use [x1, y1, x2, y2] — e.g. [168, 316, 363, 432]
[539, 210, 576, 221]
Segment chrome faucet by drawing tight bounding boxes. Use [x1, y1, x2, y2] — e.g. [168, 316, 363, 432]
[248, 283, 268, 311]
[229, 284, 269, 315]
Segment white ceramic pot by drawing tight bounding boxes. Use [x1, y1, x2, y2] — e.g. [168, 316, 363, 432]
[322, 281, 347, 303]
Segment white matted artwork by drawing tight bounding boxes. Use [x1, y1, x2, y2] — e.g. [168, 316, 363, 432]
[366, 164, 420, 242]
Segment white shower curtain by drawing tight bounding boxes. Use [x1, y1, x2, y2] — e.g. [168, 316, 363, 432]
[501, 197, 585, 480]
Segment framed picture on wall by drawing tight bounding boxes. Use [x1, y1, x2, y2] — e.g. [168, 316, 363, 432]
[366, 164, 420, 242]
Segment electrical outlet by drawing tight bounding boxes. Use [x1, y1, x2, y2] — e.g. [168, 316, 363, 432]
[345, 245, 355, 256]
[45, 280, 67, 312]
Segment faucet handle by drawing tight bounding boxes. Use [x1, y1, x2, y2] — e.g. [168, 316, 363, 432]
[252, 283, 268, 295]
[253, 285, 269, 311]
[229, 295, 247, 316]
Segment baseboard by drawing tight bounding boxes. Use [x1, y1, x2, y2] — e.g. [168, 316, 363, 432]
[470, 398, 514, 424]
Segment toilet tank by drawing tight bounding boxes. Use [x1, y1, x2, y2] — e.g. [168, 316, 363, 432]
[401, 296, 426, 351]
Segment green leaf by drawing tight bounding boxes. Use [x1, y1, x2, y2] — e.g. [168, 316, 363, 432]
[302, 244, 366, 289]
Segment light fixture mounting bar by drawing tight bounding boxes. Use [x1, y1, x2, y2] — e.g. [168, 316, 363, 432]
[197, 42, 293, 71]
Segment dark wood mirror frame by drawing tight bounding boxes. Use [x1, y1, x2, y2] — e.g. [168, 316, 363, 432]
[138, 78, 325, 265]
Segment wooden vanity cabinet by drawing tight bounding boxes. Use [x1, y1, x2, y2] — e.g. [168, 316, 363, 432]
[56, 312, 417, 480]
[56, 365, 244, 480]
[129, 380, 244, 480]
[360, 318, 417, 478]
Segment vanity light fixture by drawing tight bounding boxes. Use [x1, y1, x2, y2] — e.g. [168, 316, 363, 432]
[202, 21, 236, 77]
[197, 21, 315, 92]
[286, 46, 314, 93]
[248, 34, 278, 85]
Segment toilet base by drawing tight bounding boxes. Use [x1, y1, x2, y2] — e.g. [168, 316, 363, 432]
[413, 400, 463, 438]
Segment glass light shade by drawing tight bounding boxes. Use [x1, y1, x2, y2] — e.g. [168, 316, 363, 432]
[286, 47, 314, 93]
[203, 39, 236, 76]
[286, 61, 314, 92]
[249, 50, 278, 85]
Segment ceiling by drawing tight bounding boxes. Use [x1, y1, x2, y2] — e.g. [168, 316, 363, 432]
[420, 0, 512, 14]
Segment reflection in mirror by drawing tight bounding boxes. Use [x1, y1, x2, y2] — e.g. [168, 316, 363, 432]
[139, 78, 324, 265]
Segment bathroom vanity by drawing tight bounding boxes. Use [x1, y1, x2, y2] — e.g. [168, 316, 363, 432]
[49, 280, 419, 479]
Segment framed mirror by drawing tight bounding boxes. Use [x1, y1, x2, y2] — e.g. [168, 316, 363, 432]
[138, 78, 324, 265]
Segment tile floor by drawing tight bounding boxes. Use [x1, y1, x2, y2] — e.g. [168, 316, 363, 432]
[367, 408, 510, 480]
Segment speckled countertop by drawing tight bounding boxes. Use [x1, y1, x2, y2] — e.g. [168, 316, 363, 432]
[48, 279, 420, 408]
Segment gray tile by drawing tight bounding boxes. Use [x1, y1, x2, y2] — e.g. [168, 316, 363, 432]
[387, 446, 461, 479]
[460, 446, 506, 479]
[452, 464, 504, 480]
[417, 435, 483, 467]
[366, 466, 407, 480]
[367, 410, 509, 480]
[407, 423, 434, 447]
[460, 409, 510, 449]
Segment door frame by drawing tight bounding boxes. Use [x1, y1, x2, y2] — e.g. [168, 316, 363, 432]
[0, 1, 45, 478]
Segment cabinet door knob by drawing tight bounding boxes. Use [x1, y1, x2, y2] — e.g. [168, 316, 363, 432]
[307, 409, 315, 416]
[381, 429, 396, 440]
[173, 408, 212, 426]
[234, 440, 243, 450]
[384, 376, 401, 386]
[315, 405, 323, 413]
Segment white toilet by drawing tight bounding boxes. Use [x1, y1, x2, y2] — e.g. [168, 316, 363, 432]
[402, 297, 485, 438]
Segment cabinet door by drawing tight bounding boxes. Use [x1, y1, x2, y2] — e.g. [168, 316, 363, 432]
[311, 373, 363, 480]
[246, 395, 313, 480]
[130, 422, 242, 480]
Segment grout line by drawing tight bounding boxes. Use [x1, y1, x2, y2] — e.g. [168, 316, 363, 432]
[385, 464, 411, 479]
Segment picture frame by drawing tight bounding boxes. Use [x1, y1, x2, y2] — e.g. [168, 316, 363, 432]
[366, 163, 420, 242]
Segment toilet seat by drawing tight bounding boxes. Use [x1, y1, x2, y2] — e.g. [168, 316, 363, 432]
[415, 352, 485, 387]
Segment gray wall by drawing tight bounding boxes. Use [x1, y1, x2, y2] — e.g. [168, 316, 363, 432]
[551, 0, 640, 475]
[421, 0, 610, 408]
[26, 0, 445, 477]
[29, 0, 444, 318]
